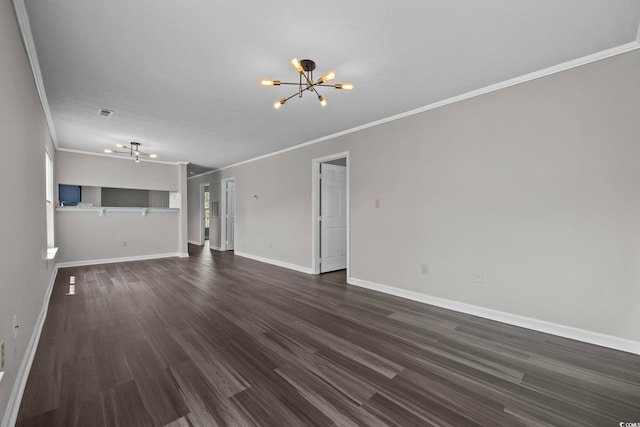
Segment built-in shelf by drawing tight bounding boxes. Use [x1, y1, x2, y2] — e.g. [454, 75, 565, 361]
[56, 207, 179, 216]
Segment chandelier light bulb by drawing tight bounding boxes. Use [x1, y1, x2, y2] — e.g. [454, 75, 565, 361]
[260, 78, 279, 86]
[290, 58, 303, 73]
[274, 99, 286, 109]
[318, 95, 327, 107]
[135, 155, 140, 163]
[336, 83, 354, 90]
[318, 71, 336, 84]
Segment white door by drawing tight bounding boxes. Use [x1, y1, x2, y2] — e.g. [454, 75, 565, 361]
[320, 163, 347, 272]
[225, 181, 235, 250]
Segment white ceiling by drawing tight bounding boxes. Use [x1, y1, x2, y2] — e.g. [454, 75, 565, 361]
[20, 1, 640, 172]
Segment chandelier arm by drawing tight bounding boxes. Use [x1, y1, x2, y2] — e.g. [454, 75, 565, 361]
[282, 85, 313, 103]
[314, 86, 325, 99]
[298, 70, 315, 89]
[112, 149, 152, 156]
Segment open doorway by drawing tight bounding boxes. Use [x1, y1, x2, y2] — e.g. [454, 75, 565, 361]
[220, 177, 236, 251]
[312, 152, 349, 275]
[199, 182, 210, 245]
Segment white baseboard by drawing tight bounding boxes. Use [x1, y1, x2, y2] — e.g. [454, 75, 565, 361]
[234, 251, 313, 274]
[188, 240, 202, 245]
[178, 253, 190, 258]
[347, 277, 640, 356]
[1, 265, 58, 427]
[56, 252, 183, 268]
[209, 245, 222, 251]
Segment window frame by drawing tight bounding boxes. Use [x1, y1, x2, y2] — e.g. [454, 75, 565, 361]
[45, 150, 54, 249]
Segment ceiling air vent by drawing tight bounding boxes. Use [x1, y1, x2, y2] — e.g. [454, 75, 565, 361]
[98, 108, 113, 118]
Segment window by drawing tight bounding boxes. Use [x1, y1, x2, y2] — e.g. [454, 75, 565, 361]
[45, 150, 54, 249]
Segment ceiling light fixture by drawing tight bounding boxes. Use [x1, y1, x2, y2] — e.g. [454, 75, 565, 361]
[104, 142, 157, 163]
[260, 58, 353, 109]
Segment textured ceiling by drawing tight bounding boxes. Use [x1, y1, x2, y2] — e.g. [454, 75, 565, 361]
[20, 0, 640, 171]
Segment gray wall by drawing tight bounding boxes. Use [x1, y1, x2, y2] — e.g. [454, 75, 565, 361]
[55, 151, 188, 262]
[188, 50, 640, 342]
[0, 0, 58, 421]
[149, 190, 169, 208]
[81, 185, 101, 206]
[56, 211, 180, 262]
[56, 151, 180, 191]
[101, 187, 150, 207]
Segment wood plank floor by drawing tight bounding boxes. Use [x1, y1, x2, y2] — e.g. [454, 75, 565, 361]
[16, 244, 640, 426]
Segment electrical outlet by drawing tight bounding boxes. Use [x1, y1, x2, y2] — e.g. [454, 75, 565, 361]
[421, 264, 429, 274]
[474, 272, 484, 284]
[122, 240, 127, 247]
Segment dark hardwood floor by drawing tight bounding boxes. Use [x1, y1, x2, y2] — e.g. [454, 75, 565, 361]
[16, 245, 640, 426]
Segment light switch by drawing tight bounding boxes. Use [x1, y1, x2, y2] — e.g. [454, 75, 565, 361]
[375, 199, 380, 208]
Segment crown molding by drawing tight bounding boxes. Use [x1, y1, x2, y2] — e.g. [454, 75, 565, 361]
[187, 169, 217, 180]
[214, 41, 640, 173]
[13, 0, 58, 148]
[56, 148, 182, 165]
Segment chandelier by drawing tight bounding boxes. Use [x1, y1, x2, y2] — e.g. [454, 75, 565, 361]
[104, 142, 156, 163]
[260, 58, 353, 109]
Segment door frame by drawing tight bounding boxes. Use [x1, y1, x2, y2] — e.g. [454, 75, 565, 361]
[220, 177, 236, 251]
[311, 152, 350, 275]
[199, 182, 210, 245]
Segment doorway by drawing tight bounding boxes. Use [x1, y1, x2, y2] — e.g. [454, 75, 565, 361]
[220, 177, 236, 251]
[199, 182, 210, 245]
[312, 152, 349, 275]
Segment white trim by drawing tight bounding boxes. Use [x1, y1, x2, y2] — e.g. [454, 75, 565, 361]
[311, 152, 350, 275]
[199, 182, 210, 246]
[188, 240, 202, 246]
[188, 170, 216, 180]
[209, 245, 222, 251]
[211, 42, 640, 173]
[56, 148, 182, 165]
[56, 252, 183, 268]
[12, 0, 58, 148]
[220, 177, 236, 251]
[235, 251, 313, 274]
[1, 265, 58, 427]
[347, 276, 640, 356]
[178, 253, 190, 258]
[45, 247, 58, 260]
[56, 207, 179, 214]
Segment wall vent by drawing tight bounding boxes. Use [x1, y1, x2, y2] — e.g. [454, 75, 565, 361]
[98, 108, 113, 118]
